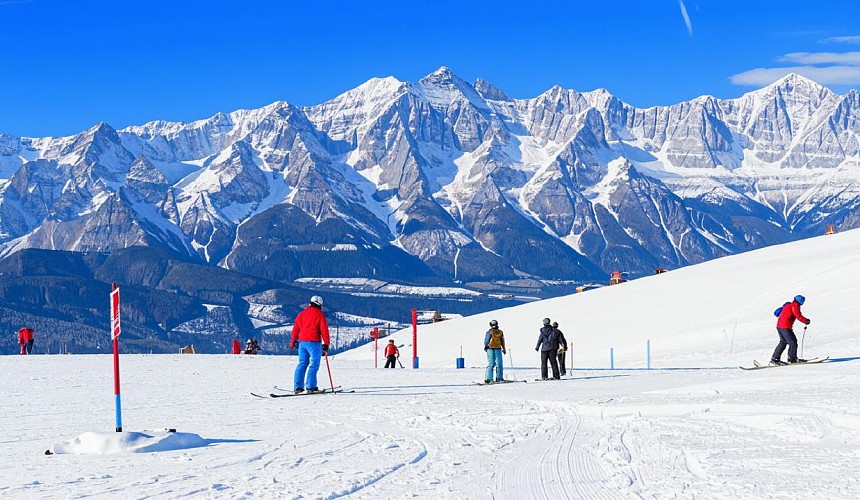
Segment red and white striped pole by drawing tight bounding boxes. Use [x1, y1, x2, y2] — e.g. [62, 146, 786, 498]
[110, 284, 123, 432]
[373, 327, 379, 368]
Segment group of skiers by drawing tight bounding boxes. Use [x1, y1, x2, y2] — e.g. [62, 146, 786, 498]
[10, 291, 811, 380]
[535, 318, 568, 380]
[479, 292, 809, 380]
[482, 318, 570, 383]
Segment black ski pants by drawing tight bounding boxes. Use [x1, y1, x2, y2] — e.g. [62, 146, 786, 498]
[384, 355, 397, 368]
[557, 351, 566, 376]
[540, 350, 560, 380]
[772, 328, 798, 362]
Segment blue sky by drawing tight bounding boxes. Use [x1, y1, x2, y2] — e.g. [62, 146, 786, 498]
[1, 0, 859, 137]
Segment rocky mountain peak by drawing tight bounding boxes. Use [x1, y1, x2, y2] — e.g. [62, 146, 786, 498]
[416, 66, 486, 108]
[748, 72, 835, 104]
[474, 78, 510, 101]
[127, 155, 167, 185]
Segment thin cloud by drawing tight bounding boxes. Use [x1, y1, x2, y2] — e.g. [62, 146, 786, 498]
[730, 66, 860, 86]
[824, 35, 860, 44]
[779, 52, 860, 65]
[678, 0, 693, 36]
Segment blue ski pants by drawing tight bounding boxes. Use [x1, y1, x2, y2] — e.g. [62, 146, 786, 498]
[486, 348, 504, 381]
[294, 341, 322, 390]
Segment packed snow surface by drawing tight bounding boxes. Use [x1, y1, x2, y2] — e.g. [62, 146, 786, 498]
[3, 229, 860, 498]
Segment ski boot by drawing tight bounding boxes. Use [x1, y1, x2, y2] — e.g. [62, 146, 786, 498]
[769, 359, 788, 366]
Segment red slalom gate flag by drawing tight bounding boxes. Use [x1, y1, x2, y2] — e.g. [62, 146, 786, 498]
[111, 287, 121, 340]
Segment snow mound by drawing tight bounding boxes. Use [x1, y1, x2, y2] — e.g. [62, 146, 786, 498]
[50, 430, 208, 455]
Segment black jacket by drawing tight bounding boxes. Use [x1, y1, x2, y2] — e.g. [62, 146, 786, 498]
[555, 329, 568, 350]
[536, 326, 559, 352]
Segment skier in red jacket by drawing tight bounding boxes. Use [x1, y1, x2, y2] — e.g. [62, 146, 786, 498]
[289, 296, 330, 393]
[383, 339, 400, 368]
[17, 328, 27, 355]
[23, 328, 33, 354]
[771, 295, 811, 365]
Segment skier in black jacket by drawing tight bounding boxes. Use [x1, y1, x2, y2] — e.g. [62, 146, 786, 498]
[553, 321, 568, 376]
[535, 318, 560, 380]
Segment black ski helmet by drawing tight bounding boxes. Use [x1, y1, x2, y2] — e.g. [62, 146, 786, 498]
[489, 319, 498, 327]
[542, 318, 551, 326]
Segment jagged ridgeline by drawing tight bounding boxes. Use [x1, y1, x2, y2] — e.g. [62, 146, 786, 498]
[1, 68, 858, 352]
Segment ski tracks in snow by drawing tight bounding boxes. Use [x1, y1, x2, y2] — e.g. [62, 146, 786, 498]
[492, 402, 727, 498]
[494, 404, 631, 499]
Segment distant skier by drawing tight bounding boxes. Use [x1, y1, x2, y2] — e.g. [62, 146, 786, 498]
[535, 318, 560, 380]
[24, 328, 33, 354]
[289, 296, 330, 394]
[17, 328, 27, 355]
[484, 319, 506, 383]
[245, 338, 260, 354]
[553, 322, 568, 376]
[384, 339, 400, 368]
[771, 294, 811, 365]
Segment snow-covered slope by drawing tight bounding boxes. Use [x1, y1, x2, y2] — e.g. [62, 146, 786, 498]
[3, 229, 860, 498]
[345, 228, 859, 368]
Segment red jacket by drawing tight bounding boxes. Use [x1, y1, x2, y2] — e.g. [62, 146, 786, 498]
[777, 300, 809, 329]
[18, 329, 27, 344]
[384, 343, 399, 357]
[24, 328, 33, 341]
[290, 305, 330, 346]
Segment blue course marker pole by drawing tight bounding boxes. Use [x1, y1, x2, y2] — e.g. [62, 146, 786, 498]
[647, 340, 651, 370]
[610, 348, 615, 369]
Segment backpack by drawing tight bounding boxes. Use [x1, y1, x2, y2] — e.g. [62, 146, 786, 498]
[773, 301, 790, 317]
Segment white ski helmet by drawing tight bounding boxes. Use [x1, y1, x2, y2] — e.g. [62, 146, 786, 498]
[310, 295, 324, 307]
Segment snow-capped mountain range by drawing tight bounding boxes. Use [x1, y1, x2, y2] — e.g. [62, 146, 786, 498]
[1, 68, 858, 284]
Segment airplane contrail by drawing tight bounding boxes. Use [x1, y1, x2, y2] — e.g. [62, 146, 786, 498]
[679, 0, 693, 36]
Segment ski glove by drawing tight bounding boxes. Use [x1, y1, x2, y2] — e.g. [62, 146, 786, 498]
[484, 346, 489, 352]
[322, 344, 329, 353]
[289, 342, 296, 350]
[806, 319, 811, 325]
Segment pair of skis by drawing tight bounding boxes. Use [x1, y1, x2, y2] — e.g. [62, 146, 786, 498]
[251, 385, 353, 398]
[476, 379, 527, 386]
[739, 356, 829, 371]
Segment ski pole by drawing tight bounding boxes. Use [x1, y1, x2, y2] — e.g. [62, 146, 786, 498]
[801, 325, 807, 358]
[508, 348, 516, 381]
[323, 351, 336, 391]
[397, 357, 404, 368]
